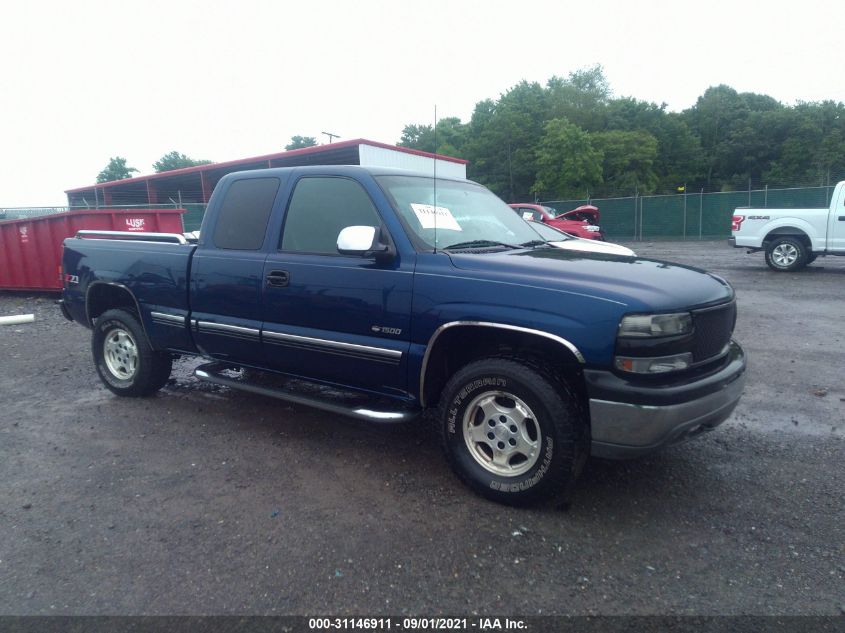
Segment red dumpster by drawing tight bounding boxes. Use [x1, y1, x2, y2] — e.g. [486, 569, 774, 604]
[0, 208, 186, 292]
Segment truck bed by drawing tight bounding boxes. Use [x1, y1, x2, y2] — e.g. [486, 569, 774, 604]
[61, 236, 197, 352]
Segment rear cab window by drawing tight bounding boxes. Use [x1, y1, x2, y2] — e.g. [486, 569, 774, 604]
[213, 177, 281, 250]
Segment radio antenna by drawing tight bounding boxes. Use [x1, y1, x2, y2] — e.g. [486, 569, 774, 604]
[433, 104, 437, 254]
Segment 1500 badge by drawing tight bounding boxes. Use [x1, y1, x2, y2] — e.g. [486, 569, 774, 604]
[371, 325, 402, 335]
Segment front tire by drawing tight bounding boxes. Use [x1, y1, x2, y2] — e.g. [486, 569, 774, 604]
[438, 358, 587, 507]
[765, 236, 807, 272]
[92, 309, 172, 397]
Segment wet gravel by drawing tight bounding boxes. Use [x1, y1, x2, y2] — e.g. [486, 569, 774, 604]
[0, 241, 843, 615]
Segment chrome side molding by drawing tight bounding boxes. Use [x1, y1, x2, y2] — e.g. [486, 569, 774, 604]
[150, 311, 186, 327]
[263, 330, 402, 364]
[196, 321, 260, 340]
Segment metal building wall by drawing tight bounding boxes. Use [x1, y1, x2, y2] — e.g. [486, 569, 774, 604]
[358, 144, 466, 179]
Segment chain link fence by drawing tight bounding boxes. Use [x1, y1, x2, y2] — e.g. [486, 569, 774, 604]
[0, 207, 69, 221]
[180, 203, 207, 232]
[542, 185, 838, 240]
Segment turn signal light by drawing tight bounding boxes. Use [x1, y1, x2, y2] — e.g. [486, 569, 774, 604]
[614, 352, 693, 374]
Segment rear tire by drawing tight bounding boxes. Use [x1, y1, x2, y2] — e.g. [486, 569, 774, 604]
[765, 236, 807, 272]
[438, 358, 587, 507]
[92, 309, 172, 397]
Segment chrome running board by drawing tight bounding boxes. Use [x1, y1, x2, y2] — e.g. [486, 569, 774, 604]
[193, 362, 419, 423]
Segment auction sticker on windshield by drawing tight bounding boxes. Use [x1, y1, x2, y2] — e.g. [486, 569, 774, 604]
[410, 203, 462, 231]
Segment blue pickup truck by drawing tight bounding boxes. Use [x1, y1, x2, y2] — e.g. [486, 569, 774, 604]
[60, 166, 746, 506]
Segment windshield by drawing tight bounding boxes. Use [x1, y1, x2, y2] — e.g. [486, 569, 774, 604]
[527, 220, 573, 241]
[376, 175, 543, 250]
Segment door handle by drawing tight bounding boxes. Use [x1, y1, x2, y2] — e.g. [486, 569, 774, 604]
[838, 216, 845, 221]
[266, 270, 289, 287]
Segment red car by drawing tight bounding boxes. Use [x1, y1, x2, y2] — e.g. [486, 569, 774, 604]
[509, 203, 603, 240]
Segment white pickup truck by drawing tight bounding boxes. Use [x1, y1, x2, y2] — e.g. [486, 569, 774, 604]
[730, 181, 845, 271]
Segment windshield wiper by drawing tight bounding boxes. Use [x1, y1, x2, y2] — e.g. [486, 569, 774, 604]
[443, 240, 520, 250]
[518, 240, 550, 248]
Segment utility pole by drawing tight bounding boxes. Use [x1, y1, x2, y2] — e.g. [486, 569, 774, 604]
[322, 131, 340, 143]
[507, 139, 513, 202]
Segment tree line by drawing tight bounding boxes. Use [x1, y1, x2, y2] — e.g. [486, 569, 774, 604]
[398, 66, 845, 202]
[96, 152, 213, 183]
[96, 67, 845, 203]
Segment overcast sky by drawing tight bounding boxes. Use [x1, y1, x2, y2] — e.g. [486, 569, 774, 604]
[1, 0, 842, 207]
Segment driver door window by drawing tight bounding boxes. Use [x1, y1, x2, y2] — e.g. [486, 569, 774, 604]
[281, 177, 382, 253]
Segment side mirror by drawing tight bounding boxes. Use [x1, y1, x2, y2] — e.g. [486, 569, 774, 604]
[337, 225, 394, 262]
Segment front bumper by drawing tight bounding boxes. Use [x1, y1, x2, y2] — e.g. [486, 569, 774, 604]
[586, 341, 747, 459]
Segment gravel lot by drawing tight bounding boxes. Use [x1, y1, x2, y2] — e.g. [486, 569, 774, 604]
[0, 241, 843, 616]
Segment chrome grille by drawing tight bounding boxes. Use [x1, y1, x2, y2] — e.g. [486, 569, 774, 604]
[692, 301, 736, 362]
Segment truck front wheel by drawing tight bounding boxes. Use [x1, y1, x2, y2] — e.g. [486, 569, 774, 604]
[438, 358, 587, 507]
[92, 309, 172, 397]
[765, 236, 808, 272]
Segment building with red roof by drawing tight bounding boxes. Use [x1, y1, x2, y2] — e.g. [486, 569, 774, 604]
[65, 139, 467, 209]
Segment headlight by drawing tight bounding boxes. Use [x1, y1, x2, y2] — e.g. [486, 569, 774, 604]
[618, 312, 692, 338]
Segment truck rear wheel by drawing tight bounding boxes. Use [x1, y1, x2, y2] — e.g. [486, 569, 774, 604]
[92, 309, 172, 397]
[765, 236, 808, 272]
[438, 358, 587, 507]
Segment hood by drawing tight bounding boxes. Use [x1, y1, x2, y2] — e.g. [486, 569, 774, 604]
[447, 247, 733, 312]
[549, 238, 635, 257]
[557, 204, 600, 224]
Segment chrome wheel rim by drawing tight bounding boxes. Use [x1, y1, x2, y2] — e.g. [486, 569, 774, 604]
[103, 328, 138, 380]
[772, 243, 798, 267]
[462, 390, 541, 477]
